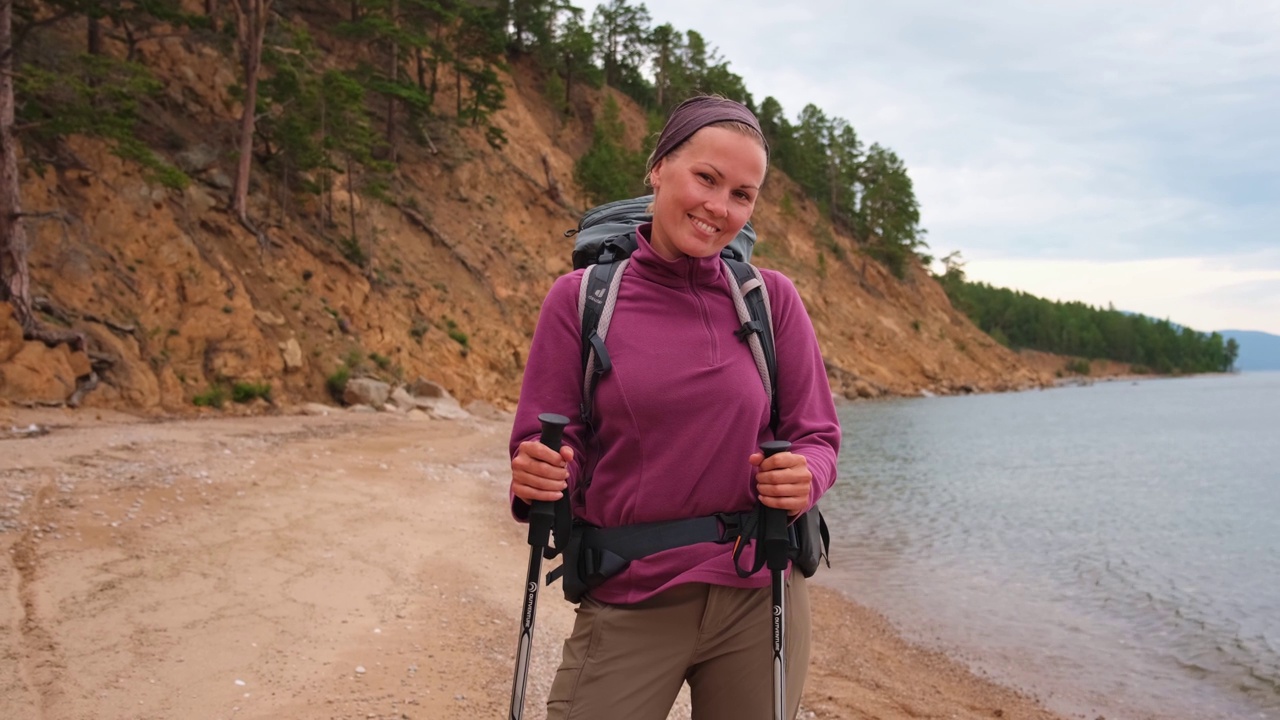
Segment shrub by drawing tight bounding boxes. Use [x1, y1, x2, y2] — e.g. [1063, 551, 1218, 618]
[326, 366, 351, 400]
[193, 385, 228, 408]
[231, 381, 272, 403]
[1066, 358, 1091, 375]
[443, 318, 469, 348]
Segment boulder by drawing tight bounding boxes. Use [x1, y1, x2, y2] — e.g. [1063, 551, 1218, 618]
[342, 378, 390, 408]
[0, 341, 86, 404]
[389, 386, 417, 411]
[299, 403, 334, 416]
[464, 399, 510, 421]
[408, 377, 449, 399]
[280, 338, 304, 372]
[413, 395, 471, 421]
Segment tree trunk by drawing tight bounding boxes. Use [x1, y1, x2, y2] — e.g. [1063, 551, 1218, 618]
[87, 14, 102, 55]
[429, 25, 442, 99]
[385, 0, 397, 161]
[455, 64, 461, 118]
[346, 154, 357, 249]
[0, 0, 33, 333]
[230, 0, 272, 235]
[206, 0, 220, 32]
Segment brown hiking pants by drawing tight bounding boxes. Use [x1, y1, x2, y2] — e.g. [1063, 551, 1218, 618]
[545, 574, 811, 720]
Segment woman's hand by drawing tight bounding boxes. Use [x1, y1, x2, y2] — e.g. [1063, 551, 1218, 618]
[511, 441, 574, 505]
[749, 450, 812, 516]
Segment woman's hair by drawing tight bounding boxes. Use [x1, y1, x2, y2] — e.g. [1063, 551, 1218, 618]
[644, 95, 769, 188]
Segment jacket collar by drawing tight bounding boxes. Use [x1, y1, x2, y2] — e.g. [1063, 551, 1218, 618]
[633, 223, 726, 289]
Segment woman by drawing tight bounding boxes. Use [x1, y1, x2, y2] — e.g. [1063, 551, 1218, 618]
[509, 95, 841, 720]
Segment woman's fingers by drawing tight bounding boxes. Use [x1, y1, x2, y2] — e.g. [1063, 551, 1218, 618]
[511, 441, 571, 503]
[755, 451, 811, 512]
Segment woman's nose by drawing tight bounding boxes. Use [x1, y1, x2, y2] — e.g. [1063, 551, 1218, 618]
[704, 192, 728, 218]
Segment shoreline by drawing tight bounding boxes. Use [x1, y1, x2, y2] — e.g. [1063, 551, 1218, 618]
[1, 407, 1072, 719]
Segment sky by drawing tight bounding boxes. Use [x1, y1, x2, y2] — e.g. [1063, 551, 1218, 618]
[579, 0, 1280, 334]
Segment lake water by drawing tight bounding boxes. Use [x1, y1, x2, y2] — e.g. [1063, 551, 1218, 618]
[821, 372, 1280, 720]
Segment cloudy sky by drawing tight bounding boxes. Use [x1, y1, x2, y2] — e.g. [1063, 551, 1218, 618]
[581, 0, 1280, 334]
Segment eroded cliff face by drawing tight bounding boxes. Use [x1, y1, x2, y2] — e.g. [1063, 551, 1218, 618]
[0, 19, 1051, 413]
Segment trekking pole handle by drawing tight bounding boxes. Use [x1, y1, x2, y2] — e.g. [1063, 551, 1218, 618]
[759, 440, 792, 571]
[528, 413, 570, 548]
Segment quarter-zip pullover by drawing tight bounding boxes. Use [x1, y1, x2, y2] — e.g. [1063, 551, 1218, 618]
[511, 225, 841, 605]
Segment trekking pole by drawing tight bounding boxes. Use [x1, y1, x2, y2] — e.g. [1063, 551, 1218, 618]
[760, 439, 793, 720]
[508, 412, 570, 720]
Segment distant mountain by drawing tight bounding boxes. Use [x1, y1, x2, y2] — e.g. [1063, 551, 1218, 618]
[1219, 330, 1280, 371]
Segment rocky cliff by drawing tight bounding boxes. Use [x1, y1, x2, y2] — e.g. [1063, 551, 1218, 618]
[0, 15, 1052, 413]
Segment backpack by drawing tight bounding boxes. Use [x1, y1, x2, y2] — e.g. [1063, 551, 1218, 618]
[545, 197, 829, 604]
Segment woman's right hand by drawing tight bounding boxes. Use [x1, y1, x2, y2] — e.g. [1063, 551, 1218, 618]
[511, 441, 574, 505]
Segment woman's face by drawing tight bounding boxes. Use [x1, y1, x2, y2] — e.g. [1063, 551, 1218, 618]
[648, 126, 767, 262]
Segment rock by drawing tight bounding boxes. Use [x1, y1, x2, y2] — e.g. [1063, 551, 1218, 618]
[405, 409, 430, 421]
[343, 378, 390, 407]
[206, 170, 233, 190]
[0, 304, 23, 363]
[347, 404, 376, 413]
[0, 340, 87, 405]
[413, 395, 471, 421]
[280, 338, 304, 372]
[408, 377, 448, 399]
[299, 403, 334, 416]
[389, 386, 416, 411]
[382, 403, 398, 413]
[464, 399, 509, 421]
[255, 310, 286, 326]
[175, 144, 219, 173]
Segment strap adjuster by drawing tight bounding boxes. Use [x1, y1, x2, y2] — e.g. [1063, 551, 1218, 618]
[735, 320, 764, 341]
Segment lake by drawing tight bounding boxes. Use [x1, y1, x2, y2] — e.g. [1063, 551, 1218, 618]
[822, 372, 1280, 719]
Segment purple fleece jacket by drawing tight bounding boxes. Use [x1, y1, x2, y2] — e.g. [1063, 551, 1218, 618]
[510, 225, 840, 605]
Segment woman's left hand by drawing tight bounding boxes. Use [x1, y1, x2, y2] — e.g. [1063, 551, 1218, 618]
[749, 450, 812, 516]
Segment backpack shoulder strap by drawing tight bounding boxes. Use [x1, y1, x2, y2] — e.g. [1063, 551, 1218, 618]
[722, 259, 779, 432]
[577, 257, 630, 425]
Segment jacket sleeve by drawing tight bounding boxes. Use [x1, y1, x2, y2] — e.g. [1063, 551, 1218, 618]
[763, 271, 841, 511]
[508, 270, 588, 521]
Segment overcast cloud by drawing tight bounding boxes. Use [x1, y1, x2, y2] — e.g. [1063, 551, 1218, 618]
[580, 1, 1280, 332]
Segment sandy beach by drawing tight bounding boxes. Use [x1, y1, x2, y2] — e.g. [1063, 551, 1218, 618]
[0, 407, 1070, 720]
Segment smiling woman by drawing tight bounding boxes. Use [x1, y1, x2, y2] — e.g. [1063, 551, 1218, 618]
[508, 95, 841, 720]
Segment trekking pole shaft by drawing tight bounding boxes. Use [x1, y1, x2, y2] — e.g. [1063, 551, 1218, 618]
[760, 440, 792, 720]
[509, 413, 570, 720]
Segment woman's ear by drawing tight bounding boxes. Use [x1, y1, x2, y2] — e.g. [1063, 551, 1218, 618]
[649, 159, 664, 191]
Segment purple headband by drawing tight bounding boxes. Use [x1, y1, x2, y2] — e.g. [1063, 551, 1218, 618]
[647, 96, 767, 173]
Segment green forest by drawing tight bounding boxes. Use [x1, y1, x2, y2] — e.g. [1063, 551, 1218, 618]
[937, 260, 1239, 374]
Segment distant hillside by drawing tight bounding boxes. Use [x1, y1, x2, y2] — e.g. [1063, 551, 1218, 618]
[1219, 330, 1280, 371]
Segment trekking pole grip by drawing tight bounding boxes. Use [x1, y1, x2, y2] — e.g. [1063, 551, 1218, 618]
[759, 440, 792, 571]
[528, 413, 570, 548]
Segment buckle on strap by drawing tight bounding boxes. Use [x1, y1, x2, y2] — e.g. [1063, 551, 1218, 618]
[715, 511, 755, 543]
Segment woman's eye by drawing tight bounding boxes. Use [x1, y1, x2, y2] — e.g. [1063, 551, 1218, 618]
[698, 173, 714, 183]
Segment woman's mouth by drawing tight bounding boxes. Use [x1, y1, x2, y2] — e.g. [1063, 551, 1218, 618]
[689, 215, 720, 235]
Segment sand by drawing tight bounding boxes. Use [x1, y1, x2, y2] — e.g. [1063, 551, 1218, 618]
[0, 407, 1072, 720]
